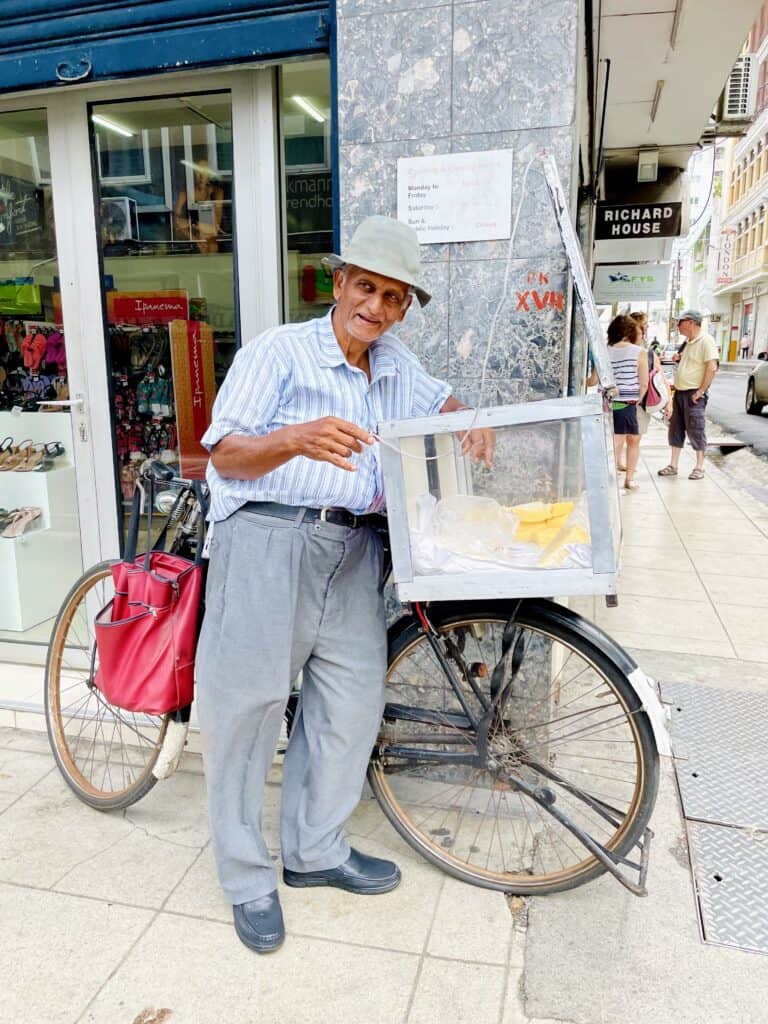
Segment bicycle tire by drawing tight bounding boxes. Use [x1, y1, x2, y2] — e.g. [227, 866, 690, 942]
[45, 561, 169, 811]
[368, 599, 659, 894]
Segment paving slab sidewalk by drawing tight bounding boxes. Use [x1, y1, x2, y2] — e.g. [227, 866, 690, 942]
[1, 417, 767, 1024]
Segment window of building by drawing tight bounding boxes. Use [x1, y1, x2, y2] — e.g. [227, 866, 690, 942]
[279, 59, 333, 324]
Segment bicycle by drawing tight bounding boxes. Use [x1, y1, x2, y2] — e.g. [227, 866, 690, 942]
[45, 462, 660, 897]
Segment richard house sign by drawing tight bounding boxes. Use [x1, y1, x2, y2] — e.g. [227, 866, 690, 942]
[595, 202, 682, 240]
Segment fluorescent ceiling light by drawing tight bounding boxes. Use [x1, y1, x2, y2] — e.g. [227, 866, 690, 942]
[180, 159, 220, 179]
[637, 148, 659, 183]
[92, 114, 134, 138]
[291, 96, 325, 123]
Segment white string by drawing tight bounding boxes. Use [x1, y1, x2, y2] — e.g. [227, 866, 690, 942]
[372, 151, 541, 463]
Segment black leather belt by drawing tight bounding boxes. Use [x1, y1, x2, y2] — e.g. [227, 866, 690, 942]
[242, 501, 373, 529]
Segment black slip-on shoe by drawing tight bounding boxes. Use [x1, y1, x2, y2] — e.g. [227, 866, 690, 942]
[283, 848, 401, 895]
[233, 889, 285, 953]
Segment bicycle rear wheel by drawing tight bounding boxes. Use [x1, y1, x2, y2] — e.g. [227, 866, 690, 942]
[369, 600, 659, 894]
[45, 561, 168, 810]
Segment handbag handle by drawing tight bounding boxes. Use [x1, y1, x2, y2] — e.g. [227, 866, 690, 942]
[123, 476, 207, 567]
[123, 479, 149, 565]
[151, 489, 186, 553]
[191, 481, 208, 566]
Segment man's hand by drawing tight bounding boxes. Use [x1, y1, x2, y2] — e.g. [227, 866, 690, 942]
[691, 389, 705, 403]
[439, 395, 495, 469]
[289, 417, 374, 472]
[460, 427, 496, 469]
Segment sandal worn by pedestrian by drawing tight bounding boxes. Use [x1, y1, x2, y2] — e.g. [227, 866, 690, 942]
[624, 480, 640, 490]
[657, 465, 678, 477]
[688, 468, 705, 480]
[1, 506, 41, 538]
[617, 463, 627, 472]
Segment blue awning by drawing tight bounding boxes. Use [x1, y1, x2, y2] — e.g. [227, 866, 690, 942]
[0, 1, 330, 91]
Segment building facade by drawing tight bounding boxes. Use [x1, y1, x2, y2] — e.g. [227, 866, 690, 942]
[714, 1, 768, 358]
[0, 0, 584, 706]
[0, 0, 761, 713]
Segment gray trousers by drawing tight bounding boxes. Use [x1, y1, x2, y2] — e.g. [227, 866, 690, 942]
[195, 507, 387, 904]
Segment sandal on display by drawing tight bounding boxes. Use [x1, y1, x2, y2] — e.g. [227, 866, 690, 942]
[0, 439, 33, 471]
[14, 443, 46, 472]
[1, 506, 42, 538]
[688, 468, 705, 480]
[15, 442, 64, 472]
[0, 436, 13, 466]
[657, 465, 678, 477]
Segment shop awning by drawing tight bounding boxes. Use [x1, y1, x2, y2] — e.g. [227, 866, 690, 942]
[0, 0, 330, 92]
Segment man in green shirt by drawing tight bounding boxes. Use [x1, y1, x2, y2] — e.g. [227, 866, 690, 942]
[658, 310, 718, 481]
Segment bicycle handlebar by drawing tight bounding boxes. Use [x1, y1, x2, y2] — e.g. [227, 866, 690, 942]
[140, 459, 198, 490]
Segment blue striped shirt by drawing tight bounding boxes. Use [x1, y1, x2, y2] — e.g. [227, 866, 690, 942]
[202, 309, 451, 521]
[608, 343, 643, 401]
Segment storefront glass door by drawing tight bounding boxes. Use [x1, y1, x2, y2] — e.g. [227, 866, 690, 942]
[0, 61, 331, 696]
[0, 108, 84, 652]
[90, 92, 237, 532]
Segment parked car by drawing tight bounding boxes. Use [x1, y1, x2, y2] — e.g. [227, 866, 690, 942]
[746, 357, 768, 415]
[660, 343, 679, 365]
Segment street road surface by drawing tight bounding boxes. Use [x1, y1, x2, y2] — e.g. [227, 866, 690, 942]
[706, 368, 768, 458]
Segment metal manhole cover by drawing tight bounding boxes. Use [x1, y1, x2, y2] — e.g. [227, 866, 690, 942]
[688, 821, 768, 954]
[661, 681, 768, 755]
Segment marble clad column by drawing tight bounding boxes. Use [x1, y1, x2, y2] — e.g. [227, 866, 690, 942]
[336, 0, 581, 402]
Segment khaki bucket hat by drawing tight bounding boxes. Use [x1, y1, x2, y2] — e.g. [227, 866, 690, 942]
[323, 215, 430, 306]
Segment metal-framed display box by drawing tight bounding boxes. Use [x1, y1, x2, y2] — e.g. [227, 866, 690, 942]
[378, 394, 621, 602]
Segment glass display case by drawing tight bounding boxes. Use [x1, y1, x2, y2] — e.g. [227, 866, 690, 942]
[378, 395, 621, 602]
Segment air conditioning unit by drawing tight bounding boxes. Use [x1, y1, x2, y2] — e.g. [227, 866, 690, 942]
[99, 197, 139, 243]
[722, 54, 757, 121]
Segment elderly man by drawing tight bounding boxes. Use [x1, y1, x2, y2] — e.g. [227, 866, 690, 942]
[195, 215, 493, 953]
[658, 309, 718, 480]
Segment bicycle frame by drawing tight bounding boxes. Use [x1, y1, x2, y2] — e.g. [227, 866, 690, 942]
[378, 599, 654, 896]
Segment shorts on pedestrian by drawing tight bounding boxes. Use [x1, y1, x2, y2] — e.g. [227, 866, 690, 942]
[612, 403, 639, 435]
[667, 388, 707, 451]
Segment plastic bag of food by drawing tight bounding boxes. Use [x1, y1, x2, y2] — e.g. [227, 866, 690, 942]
[537, 495, 592, 568]
[431, 495, 519, 559]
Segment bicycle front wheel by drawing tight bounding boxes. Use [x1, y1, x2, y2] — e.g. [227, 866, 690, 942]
[45, 561, 168, 810]
[369, 600, 659, 894]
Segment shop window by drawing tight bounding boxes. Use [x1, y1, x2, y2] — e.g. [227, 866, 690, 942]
[280, 59, 333, 323]
[91, 93, 237, 540]
[0, 108, 83, 649]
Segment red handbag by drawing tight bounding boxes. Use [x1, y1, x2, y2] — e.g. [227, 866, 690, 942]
[93, 481, 207, 715]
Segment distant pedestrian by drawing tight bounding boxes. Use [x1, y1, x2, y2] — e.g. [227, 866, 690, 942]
[741, 333, 751, 360]
[614, 309, 655, 473]
[606, 314, 648, 490]
[658, 309, 718, 481]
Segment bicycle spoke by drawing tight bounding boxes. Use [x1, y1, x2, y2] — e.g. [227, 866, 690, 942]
[45, 564, 167, 804]
[370, 610, 655, 891]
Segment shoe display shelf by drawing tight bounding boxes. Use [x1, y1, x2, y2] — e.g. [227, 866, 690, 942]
[0, 412, 82, 632]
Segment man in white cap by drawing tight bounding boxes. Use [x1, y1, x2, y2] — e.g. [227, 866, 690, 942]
[658, 309, 718, 481]
[195, 215, 494, 953]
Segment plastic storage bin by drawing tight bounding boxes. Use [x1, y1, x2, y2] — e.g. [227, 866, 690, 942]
[378, 394, 621, 602]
